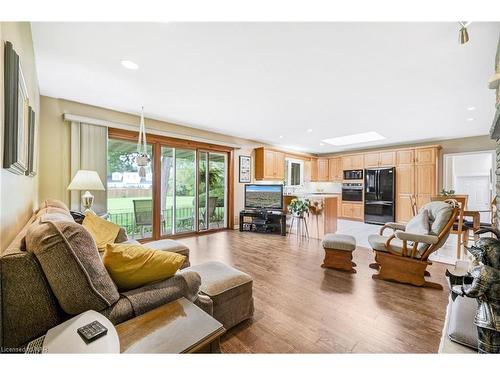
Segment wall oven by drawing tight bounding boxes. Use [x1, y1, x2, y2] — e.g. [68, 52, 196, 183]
[343, 169, 363, 180]
[342, 183, 363, 202]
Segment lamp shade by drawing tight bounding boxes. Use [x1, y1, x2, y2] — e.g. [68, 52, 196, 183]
[67, 170, 105, 191]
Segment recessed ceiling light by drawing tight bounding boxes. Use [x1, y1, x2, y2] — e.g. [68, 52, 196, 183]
[279, 135, 284, 139]
[319, 143, 325, 146]
[467, 106, 476, 111]
[121, 60, 139, 70]
[466, 118, 475, 121]
[306, 129, 313, 133]
[322, 131, 385, 146]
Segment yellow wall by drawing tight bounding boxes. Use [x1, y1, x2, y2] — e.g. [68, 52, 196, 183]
[38, 96, 262, 227]
[0, 23, 40, 251]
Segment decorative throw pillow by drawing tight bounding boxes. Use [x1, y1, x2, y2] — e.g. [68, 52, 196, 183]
[103, 243, 186, 291]
[405, 209, 430, 235]
[447, 295, 479, 349]
[26, 215, 120, 315]
[83, 211, 121, 251]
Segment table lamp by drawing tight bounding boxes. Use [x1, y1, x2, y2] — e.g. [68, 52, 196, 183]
[67, 170, 105, 212]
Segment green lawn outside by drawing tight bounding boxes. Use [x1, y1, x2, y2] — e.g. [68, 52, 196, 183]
[108, 196, 195, 214]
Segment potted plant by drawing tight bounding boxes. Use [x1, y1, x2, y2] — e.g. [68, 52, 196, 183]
[440, 189, 456, 197]
[288, 198, 310, 218]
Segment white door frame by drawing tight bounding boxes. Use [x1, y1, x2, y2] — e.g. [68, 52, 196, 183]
[443, 150, 495, 197]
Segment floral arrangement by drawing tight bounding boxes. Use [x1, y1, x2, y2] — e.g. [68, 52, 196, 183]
[309, 199, 324, 214]
[288, 198, 310, 217]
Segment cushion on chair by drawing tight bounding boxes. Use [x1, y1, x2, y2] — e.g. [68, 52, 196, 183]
[420, 201, 453, 236]
[26, 215, 120, 315]
[102, 243, 186, 291]
[83, 211, 121, 251]
[405, 209, 430, 235]
[322, 233, 356, 251]
[368, 233, 425, 258]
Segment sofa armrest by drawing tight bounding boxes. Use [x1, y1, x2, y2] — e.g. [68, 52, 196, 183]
[121, 270, 201, 316]
[394, 230, 439, 244]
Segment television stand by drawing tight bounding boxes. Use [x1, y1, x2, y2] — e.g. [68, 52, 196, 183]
[239, 209, 286, 236]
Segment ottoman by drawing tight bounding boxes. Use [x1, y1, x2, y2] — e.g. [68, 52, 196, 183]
[321, 233, 357, 273]
[187, 261, 254, 329]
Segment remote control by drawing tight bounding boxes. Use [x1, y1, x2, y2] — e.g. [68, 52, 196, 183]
[77, 320, 108, 344]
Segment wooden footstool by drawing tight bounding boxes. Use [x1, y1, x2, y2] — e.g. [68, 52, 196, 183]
[321, 234, 357, 273]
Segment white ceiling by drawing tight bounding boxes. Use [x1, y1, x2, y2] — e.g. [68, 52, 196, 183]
[31, 22, 500, 153]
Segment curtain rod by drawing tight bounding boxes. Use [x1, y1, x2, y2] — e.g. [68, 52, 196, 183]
[63, 113, 243, 149]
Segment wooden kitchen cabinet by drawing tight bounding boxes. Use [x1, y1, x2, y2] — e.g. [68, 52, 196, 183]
[310, 158, 329, 182]
[341, 202, 364, 220]
[415, 147, 438, 210]
[364, 153, 379, 168]
[310, 157, 319, 181]
[254, 147, 286, 180]
[364, 151, 395, 168]
[328, 157, 342, 181]
[317, 158, 329, 181]
[395, 163, 415, 223]
[379, 151, 396, 166]
[396, 149, 414, 165]
[341, 154, 364, 171]
[415, 147, 437, 165]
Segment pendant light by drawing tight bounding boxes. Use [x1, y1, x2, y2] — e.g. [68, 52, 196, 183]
[459, 22, 470, 44]
[136, 106, 150, 177]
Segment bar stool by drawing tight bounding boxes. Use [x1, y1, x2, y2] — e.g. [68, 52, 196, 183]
[288, 214, 309, 239]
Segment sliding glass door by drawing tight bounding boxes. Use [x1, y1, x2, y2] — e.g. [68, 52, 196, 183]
[198, 151, 227, 230]
[175, 149, 196, 233]
[108, 130, 229, 239]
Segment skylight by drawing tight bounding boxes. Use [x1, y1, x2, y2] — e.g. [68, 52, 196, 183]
[322, 131, 385, 146]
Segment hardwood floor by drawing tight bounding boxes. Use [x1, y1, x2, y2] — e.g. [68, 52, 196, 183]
[180, 229, 451, 353]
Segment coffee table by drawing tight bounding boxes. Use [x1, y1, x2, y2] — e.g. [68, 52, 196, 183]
[116, 297, 225, 353]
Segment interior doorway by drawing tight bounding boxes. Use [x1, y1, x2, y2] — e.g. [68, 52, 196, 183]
[443, 150, 495, 223]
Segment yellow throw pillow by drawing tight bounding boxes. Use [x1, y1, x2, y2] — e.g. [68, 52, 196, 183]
[82, 211, 120, 251]
[102, 243, 186, 291]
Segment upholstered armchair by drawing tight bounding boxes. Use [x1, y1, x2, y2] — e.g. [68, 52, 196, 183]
[368, 200, 459, 289]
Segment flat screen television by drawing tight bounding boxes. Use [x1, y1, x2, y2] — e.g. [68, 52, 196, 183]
[244, 184, 283, 210]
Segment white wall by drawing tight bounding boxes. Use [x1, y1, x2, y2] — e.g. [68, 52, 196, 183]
[444, 152, 494, 190]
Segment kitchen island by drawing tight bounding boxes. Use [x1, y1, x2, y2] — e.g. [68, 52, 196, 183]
[285, 194, 340, 239]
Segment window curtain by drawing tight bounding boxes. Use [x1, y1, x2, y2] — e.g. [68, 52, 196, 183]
[70, 121, 108, 213]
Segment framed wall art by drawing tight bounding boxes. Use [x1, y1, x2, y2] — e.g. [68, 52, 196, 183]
[3, 41, 30, 175]
[25, 106, 36, 177]
[239, 155, 251, 183]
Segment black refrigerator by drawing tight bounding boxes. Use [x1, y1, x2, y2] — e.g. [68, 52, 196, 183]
[364, 167, 395, 225]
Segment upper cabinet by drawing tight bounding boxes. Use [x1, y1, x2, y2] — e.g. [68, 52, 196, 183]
[364, 151, 395, 168]
[341, 154, 364, 171]
[396, 149, 415, 165]
[310, 157, 329, 181]
[415, 147, 437, 165]
[254, 147, 285, 180]
[328, 157, 342, 182]
[317, 158, 329, 181]
[379, 151, 396, 166]
[310, 157, 319, 181]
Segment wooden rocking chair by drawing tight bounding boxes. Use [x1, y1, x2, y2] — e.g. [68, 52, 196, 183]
[368, 199, 460, 289]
